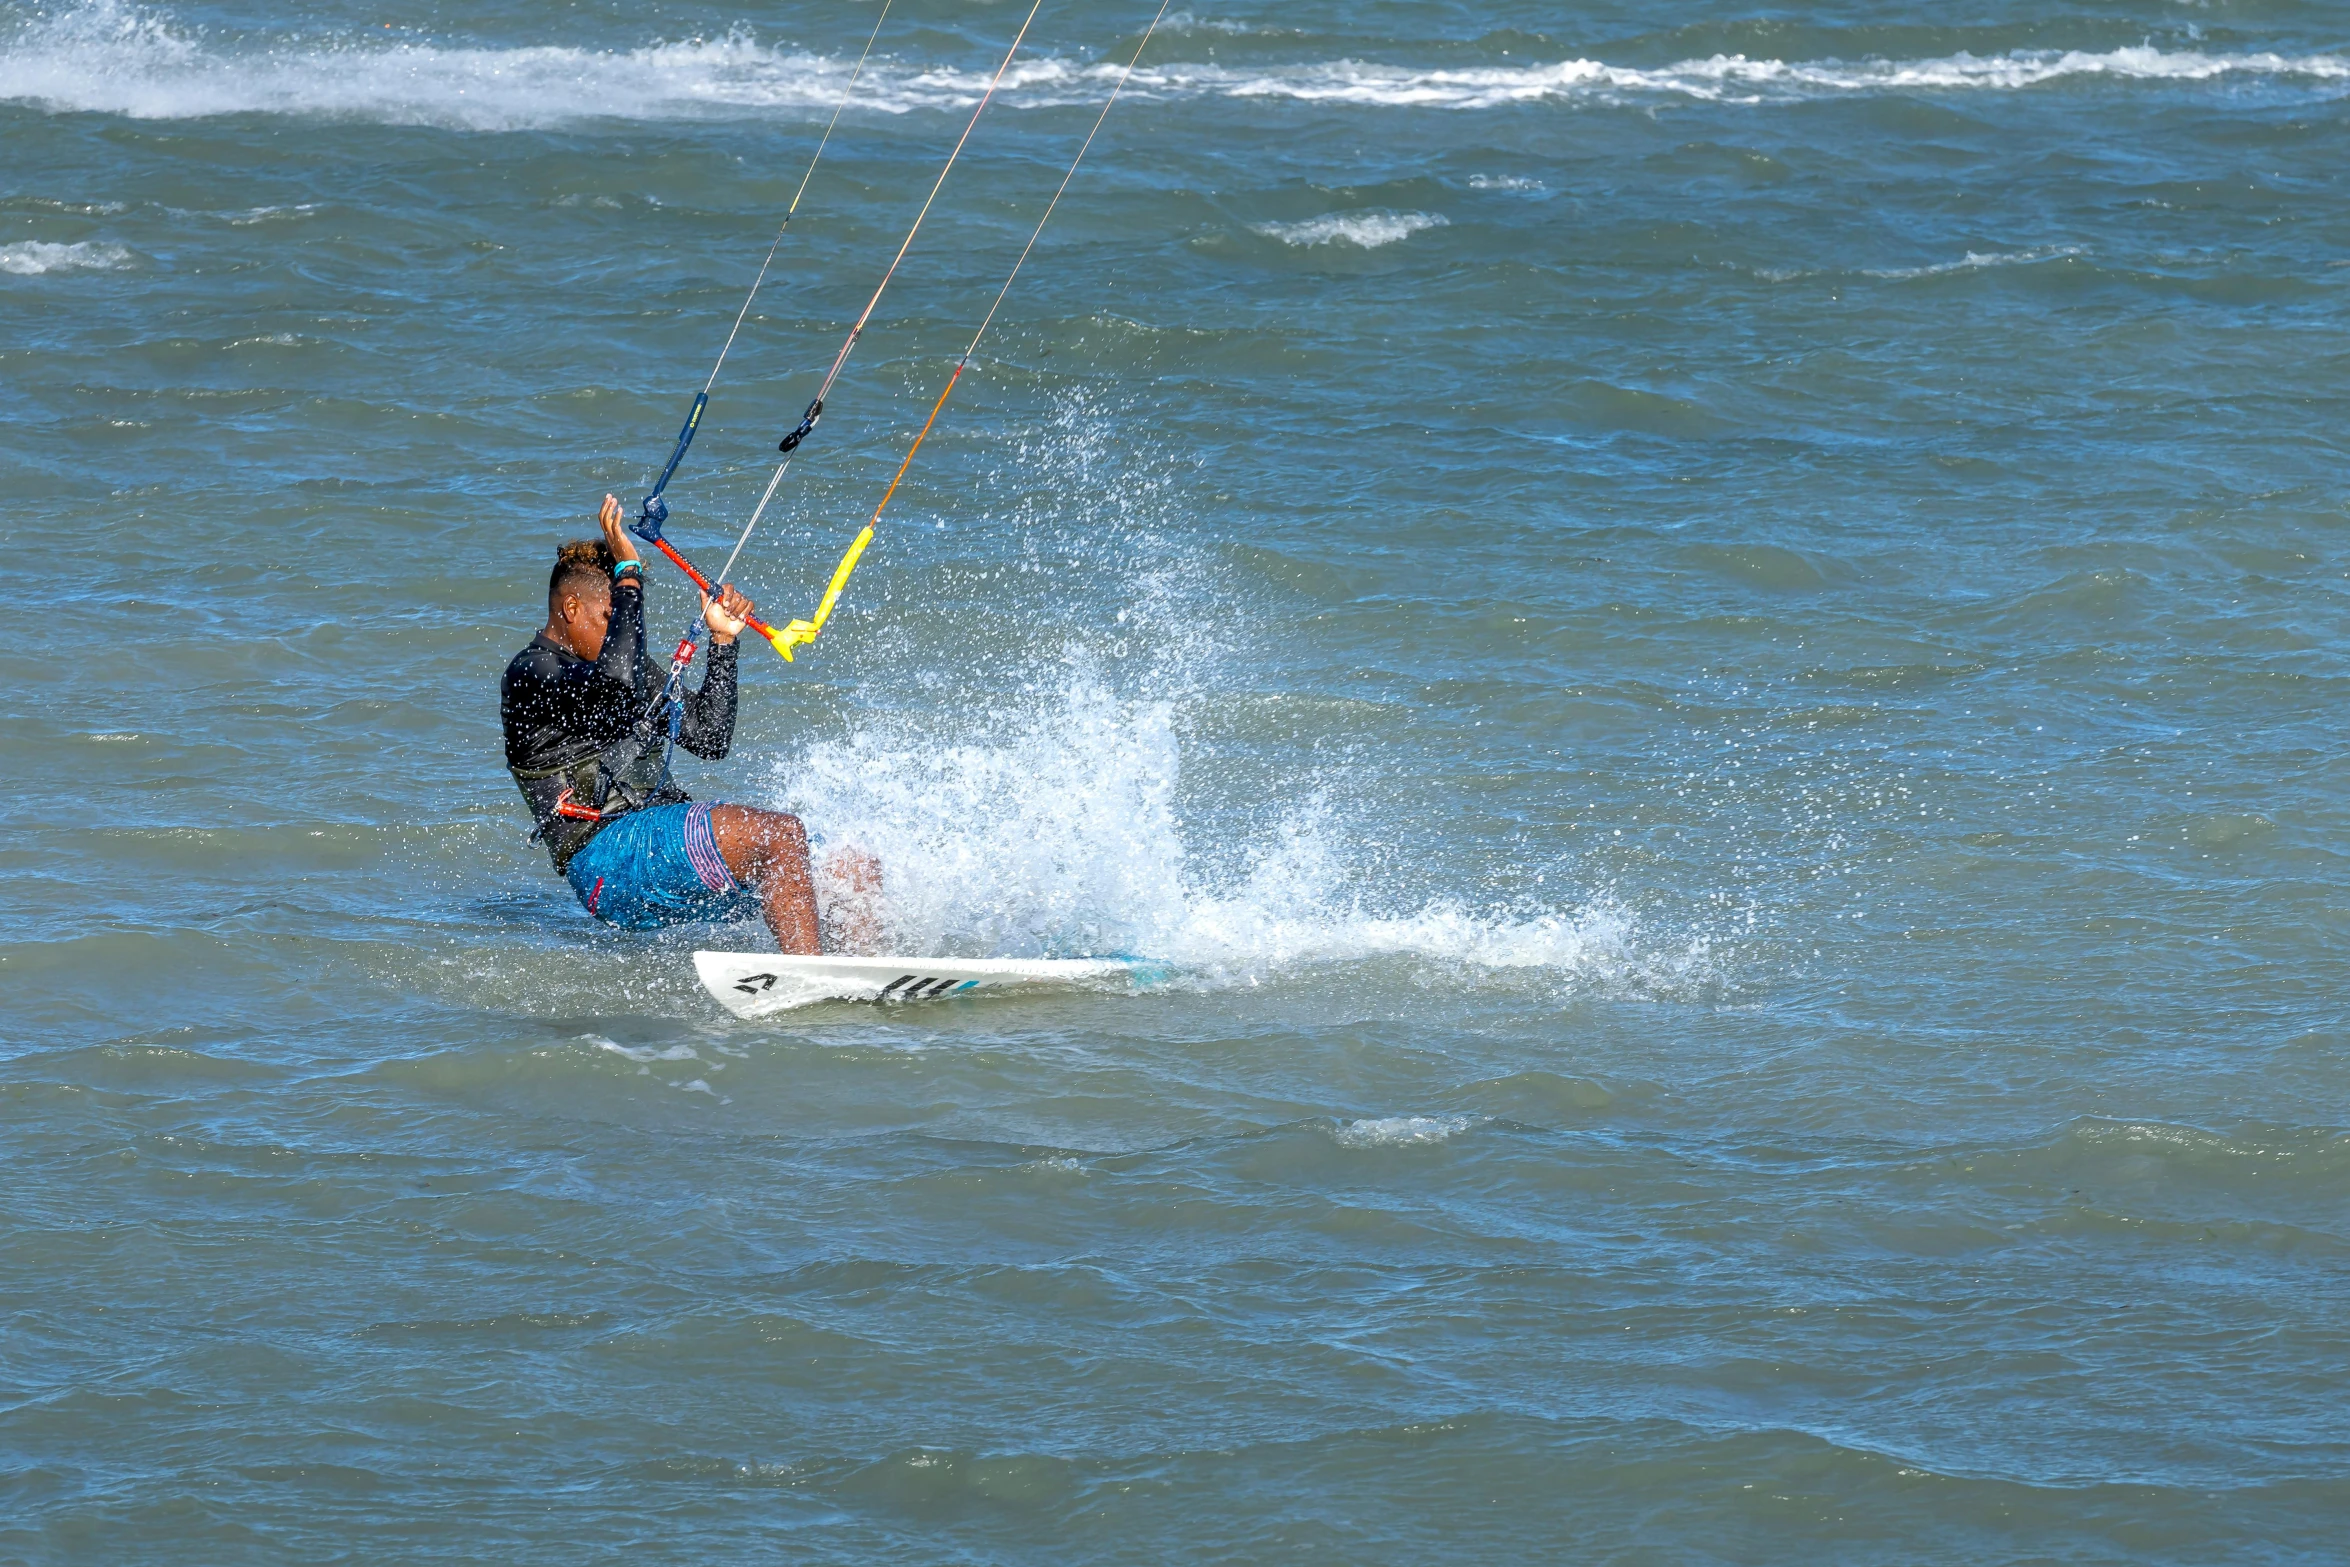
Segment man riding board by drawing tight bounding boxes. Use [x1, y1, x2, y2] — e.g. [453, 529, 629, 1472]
[502, 495, 874, 953]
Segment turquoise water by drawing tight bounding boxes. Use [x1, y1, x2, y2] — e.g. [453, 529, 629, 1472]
[6, 0, 2349, 1557]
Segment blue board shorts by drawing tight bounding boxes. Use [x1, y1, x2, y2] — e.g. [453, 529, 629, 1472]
[565, 801, 761, 931]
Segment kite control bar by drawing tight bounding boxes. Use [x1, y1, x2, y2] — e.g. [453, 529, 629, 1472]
[626, 513, 814, 663]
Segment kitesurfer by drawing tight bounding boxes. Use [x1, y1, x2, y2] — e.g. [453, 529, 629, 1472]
[501, 495, 876, 954]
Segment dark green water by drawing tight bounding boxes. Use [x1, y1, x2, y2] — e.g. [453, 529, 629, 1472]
[5, 0, 2349, 1558]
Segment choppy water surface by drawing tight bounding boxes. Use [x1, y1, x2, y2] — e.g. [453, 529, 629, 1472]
[6, 0, 2349, 1557]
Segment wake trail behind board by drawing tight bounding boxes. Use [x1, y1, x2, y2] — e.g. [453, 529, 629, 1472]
[695, 950, 1161, 1017]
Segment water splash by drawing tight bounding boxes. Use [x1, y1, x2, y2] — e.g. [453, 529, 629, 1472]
[761, 674, 1711, 998]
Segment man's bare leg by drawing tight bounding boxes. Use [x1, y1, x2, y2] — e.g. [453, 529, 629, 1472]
[819, 847, 885, 955]
[710, 805, 820, 955]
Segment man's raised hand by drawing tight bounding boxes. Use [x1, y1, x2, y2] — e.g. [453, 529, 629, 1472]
[599, 494, 640, 564]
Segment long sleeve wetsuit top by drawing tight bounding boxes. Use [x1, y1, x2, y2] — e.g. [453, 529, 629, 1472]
[501, 580, 738, 871]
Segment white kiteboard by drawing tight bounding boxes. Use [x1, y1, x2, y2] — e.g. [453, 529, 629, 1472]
[694, 950, 1157, 1019]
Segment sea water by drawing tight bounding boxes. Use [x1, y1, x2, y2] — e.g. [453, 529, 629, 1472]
[4, 0, 2347, 1558]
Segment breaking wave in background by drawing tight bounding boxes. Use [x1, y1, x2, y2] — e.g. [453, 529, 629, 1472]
[0, 237, 131, 272]
[4, 2, 2347, 129]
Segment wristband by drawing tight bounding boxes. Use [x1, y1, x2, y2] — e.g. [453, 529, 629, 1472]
[612, 559, 644, 580]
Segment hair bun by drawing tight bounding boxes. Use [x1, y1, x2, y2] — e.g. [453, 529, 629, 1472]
[555, 538, 615, 572]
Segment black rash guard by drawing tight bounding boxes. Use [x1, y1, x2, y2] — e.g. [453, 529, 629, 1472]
[501, 580, 738, 872]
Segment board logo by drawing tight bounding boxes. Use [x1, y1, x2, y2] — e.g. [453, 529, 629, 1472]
[881, 975, 976, 1000]
[733, 973, 778, 994]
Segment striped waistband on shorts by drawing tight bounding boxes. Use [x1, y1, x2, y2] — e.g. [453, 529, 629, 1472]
[682, 803, 735, 893]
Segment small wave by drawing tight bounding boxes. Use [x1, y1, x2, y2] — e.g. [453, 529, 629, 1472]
[4, 6, 2345, 127]
[0, 196, 127, 215]
[1468, 174, 1547, 193]
[0, 239, 132, 275]
[1863, 244, 2086, 280]
[225, 203, 316, 226]
[1334, 1115, 1478, 1148]
[1941, 1117, 2350, 1205]
[585, 1034, 702, 1065]
[1253, 210, 1447, 248]
[576, 1035, 731, 1102]
[2063, 1117, 2332, 1168]
[1158, 11, 1264, 38]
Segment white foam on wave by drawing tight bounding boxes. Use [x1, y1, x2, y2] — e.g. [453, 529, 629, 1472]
[4, 4, 2345, 126]
[765, 675, 1709, 998]
[1696, 44, 2350, 95]
[586, 1035, 702, 1064]
[0, 1, 887, 128]
[0, 239, 131, 274]
[225, 203, 316, 226]
[1253, 210, 1447, 249]
[1334, 1115, 1479, 1148]
[1132, 45, 2350, 109]
[580, 1035, 729, 1101]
